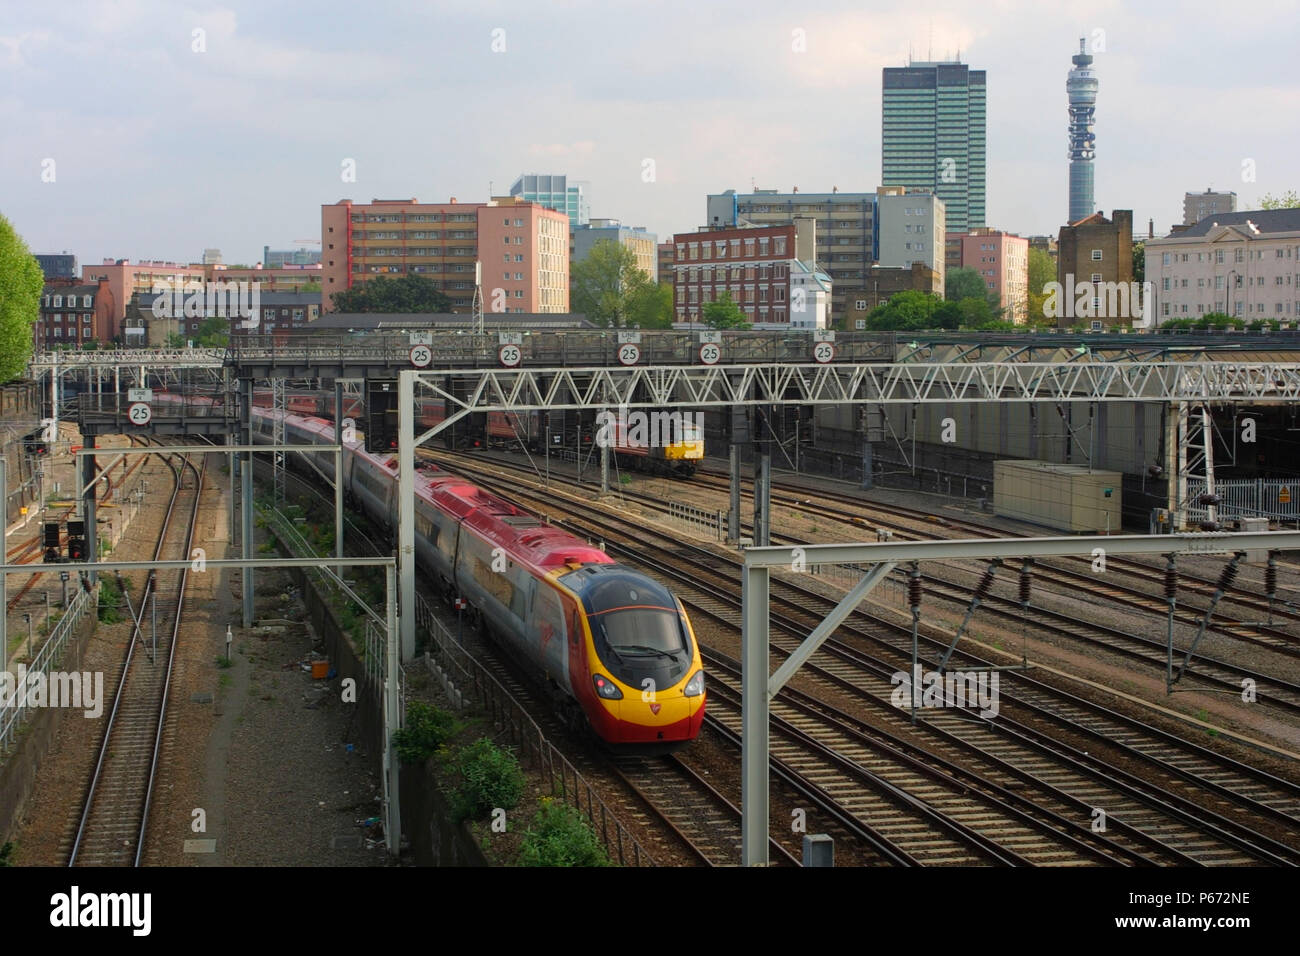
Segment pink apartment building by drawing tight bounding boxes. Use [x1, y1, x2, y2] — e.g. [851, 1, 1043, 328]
[950, 228, 1029, 323]
[321, 196, 569, 313]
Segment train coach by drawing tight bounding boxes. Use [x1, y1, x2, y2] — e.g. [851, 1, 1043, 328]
[247, 405, 706, 747]
[597, 408, 704, 478]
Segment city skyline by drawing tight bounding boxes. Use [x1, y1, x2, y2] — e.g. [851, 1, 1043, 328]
[3, 0, 1295, 269]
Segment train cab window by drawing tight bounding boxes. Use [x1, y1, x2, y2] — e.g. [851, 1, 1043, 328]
[564, 567, 691, 662]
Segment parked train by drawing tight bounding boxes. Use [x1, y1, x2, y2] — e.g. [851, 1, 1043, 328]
[241, 387, 704, 476]
[238, 403, 706, 747]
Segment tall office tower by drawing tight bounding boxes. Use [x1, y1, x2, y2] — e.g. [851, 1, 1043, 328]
[882, 60, 986, 232]
[508, 174, 590, 227]
[1066, 38, 1099, 223]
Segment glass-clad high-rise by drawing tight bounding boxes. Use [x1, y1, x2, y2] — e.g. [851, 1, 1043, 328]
[882, 61, 986, 232]
[508, 174, 590, 228]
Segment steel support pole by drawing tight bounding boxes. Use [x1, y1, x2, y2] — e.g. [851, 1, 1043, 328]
[384, 562, 401, 858]
[1165, 554, 1177, 694]
[241, 378, 254, 628]
[728, 442, 741, 543]
[753, 449, 771, 548]
[600, 415, 609, 495]
[83, 438, 97, 584]
[741, 563, 769, 867]
[1, 459, 7, 667]
[225, 368, 234, 548]
[768, 561, 895, 695]
[398, 371, 416, 662]
[335, 379, 345, 574]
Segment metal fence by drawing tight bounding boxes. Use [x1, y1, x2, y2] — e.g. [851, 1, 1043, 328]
[667, 501, 725, 541]
[1186, 478, 1300, 524]
[263, 506, 403, 708]
[416, 593, 654, 866]
[0, 585, 93, 753]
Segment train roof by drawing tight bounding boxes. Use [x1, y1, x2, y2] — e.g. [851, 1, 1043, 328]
[420, 472, 611, 572]
[255, 405, 611, 574]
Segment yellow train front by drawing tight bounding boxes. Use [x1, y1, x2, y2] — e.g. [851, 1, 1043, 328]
[553, 562, 707, 748]
[605, 410, 704, 478]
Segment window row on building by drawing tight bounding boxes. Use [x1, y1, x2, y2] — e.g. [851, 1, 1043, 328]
[676, 236, 789, 261]
[42, 294, 94, 308]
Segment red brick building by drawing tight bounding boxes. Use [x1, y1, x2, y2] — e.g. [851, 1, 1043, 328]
[36, 277, 116, 350]
[669, 223, 831, 329]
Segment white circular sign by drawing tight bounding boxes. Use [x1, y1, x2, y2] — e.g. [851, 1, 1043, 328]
[812, 341, 835, 364]
[498, 344, 522, 368]
[409, 344, 432, 368]
[128, 402, 152, 425]
[617, 343, 641, 366]
[698, 343, 722, 366]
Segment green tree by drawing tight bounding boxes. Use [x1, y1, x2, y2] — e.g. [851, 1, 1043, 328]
[1132, 240, 1145, 284]
[194, 316, 230, 347]
[329, 274, 453, 313]
[570, 240, 662, 328]
[945, 267, 986, 302]
[1258, 190, 1300, 210]
[300, 280, 322, 292]
[862, 290, 940, 331]
[626, 281, 674, 329]
[956, 296, 999, 328]
[1026, 247, 1056, 326]
[0, 213, 43, 381]
[701, 290, 750, 329]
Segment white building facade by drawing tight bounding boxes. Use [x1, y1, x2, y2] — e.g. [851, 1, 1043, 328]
[1145, 211, 1300, 324]
[875, 188, 946, 292]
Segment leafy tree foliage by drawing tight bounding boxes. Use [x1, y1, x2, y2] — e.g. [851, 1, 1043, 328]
[626, 280, 674, 329]
[860, 290, 1011, 332]
[194, 316, 230, 347]
[571, 240, 664, 328]
[702, 290, 751, 329]
[1258, 190, 1300, 210]
[944, 267, 987, 302]
[1162, 312, 1247, 331]
[1026, 247, 1057, 325]
[329, 274, 453, 313]
[0, 213, 43, 381]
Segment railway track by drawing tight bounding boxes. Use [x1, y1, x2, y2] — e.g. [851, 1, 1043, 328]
[65, 450, 205, 867]
[432, 453, 1300, 866]
[693, 466, 1300, 655]
[445, 589, 800, 866]
[6, 437, 151, 614]
[442, 451, 1300, 715]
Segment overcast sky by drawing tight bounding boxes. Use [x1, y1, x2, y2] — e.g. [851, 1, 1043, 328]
[3, 0, 1296, 268]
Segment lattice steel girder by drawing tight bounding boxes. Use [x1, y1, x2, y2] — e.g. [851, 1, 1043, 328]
[743, 530, 1300, 568]
[407, 362, 1300, 414]
[27, 348, 227, 370]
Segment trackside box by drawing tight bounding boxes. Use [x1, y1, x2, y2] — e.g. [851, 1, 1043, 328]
[993, 459, 1123, 533]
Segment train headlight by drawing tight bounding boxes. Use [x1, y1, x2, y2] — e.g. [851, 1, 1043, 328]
[593, 674, 623, 700]
[683, 670, 705, 697]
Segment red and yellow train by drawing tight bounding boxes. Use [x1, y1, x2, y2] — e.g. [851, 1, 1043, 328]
[239, 404, 706, 747]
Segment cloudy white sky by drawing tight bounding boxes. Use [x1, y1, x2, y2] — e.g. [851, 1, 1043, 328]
[3, 0, 1296, 267]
